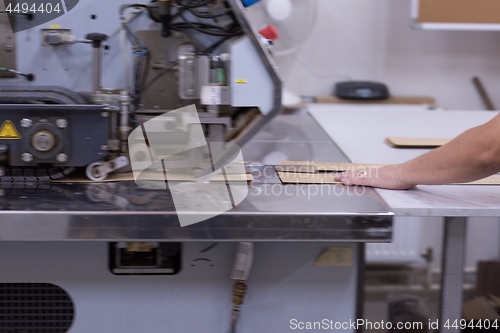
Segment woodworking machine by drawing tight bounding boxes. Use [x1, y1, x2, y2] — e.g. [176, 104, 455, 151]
[0, 0, 281, 181]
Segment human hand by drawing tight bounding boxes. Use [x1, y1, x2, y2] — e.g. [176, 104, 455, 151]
[334, 164, 415, 190]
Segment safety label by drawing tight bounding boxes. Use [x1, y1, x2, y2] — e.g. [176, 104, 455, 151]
[0, 120, 22, 139]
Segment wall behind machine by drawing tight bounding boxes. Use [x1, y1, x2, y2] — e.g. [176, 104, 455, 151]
[255, 0, 500, 110]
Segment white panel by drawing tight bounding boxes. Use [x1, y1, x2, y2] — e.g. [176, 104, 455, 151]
[230, 37, 274, 115]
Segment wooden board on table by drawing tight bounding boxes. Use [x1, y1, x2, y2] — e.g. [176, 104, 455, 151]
[274, 165, 317, 173]
[280, 161, 387, 172]
[454, 175, 500, 185]
[278, 172, 341, 184]
[314, 95, 436, 105]
[385, 137, 451, 148]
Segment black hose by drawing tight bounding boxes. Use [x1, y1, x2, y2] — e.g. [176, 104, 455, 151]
[138, 63, 177, 99]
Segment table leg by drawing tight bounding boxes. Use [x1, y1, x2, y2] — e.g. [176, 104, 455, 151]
[439, 217, 467, 333]
[356, 243, 365, 333]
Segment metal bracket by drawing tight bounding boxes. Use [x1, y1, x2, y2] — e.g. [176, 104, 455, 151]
[85, 156, 129, 181]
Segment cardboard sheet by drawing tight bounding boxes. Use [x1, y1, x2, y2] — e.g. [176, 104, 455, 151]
[274, 165, 317, 173]
[454, 175, 500, 185]
[385, 137, 451, 148]
[280, 161, 387, 172]
[278, 172, 341, 184]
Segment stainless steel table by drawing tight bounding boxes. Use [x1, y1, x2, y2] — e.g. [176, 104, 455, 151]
[0, 114, 393, 242]
[0, 114, 393, 332]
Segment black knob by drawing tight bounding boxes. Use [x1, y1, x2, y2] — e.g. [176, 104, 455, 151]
[86, 33, 108, 48]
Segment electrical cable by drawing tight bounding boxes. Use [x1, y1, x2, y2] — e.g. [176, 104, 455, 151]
[202, 35, 231, 55]
[230, 280, 247, 333]
[138, 63, 177, 99]
[170, 19, 242, 37]
[0, 67, 34, 81]
[188, 7, 229, 19]
[133, 49, 150, 107]
[119, 4, 152, 95]
[0, 9, 33, 20]
[177, 0, 216, 9]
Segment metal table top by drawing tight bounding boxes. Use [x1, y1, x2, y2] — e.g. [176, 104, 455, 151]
[0, 115, 393, 242]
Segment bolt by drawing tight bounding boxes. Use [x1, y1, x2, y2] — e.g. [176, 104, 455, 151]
[21, 153, 33, 162]
[55, 118, 68, 128]
[20, 118, 32, 128]
[56, 153, 68, 162]
[100, 111, 109, 118]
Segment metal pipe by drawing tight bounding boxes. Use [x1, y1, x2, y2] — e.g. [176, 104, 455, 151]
[439, 217, 467, 333]
[92, 47, 101, 94]
[120, 90, 131, 152]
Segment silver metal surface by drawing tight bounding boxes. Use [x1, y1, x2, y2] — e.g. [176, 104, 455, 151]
[56, 118, 68, 128]
[439, 217, 467, 333]
[20, 118, 32, 128]
[0, 179, 392, 241]
[92, 47, 101, 94]
[56, 153, 68, 162]
[21, 153, 33, 162]
[0, 114, 393, 242]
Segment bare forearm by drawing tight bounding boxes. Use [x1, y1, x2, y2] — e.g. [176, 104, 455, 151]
[335, 113, 500, 189]
[400, 122, 500, 186]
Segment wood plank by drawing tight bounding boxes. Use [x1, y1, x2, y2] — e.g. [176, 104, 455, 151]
[454, 175, 500, 185]
[278, 172, 341, 184]
[274, 165, 317, 173]
[385, 137, 452, 148]
[314, 95, 436, 105]
[280, 161, 387, 172]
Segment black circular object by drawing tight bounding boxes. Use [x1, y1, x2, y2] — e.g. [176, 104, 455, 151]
[85, 33, 108, 48]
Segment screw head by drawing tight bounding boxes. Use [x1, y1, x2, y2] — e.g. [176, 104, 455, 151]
[55, 118, 68, 128]
[21, 153, 33, 162]
[100, 111, 109, 118]
[56, 153, 68, 163]
[20, 118, 32, 128]
[100, 145, 108, 151]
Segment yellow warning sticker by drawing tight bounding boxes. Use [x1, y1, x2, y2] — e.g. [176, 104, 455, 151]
[235, 79, 247, 84]
[50, 25, 61, 29]
[0, 120, 21, 139]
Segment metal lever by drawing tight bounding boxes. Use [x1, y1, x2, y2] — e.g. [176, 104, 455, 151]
[85, 33, 108, 94]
